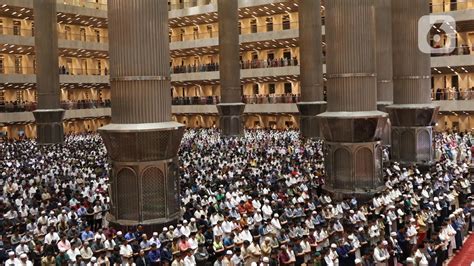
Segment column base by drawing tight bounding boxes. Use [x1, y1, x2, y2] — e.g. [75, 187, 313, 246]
[297, 101, 326, 138]
[107, 213, 179, 235]
[376, 101, 392, 112]
[391, 126, 435, 164]
[217, 103, 245, 137]
[99, 122, 185, 228]
[323, 141, 385, 201]
[385, 104, 439, 164]
[33, 109, 65, 145]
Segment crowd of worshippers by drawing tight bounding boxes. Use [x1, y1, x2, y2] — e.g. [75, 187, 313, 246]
[0, 129, 472, 266]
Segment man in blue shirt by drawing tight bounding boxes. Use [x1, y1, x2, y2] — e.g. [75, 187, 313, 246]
[81, 226, 94, 242]
[124, 228, 135, 242]
[223, 233, 235, 249]
[148, 243, 161, 264]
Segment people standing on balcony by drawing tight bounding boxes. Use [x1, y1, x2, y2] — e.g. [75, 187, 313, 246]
[435, 88, 442, 100]
[239, 57, 298, 69]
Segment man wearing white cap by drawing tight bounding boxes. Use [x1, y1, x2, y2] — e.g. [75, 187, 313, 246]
[15, 239, 30, 255]
[166, 226, 175, 240]
[326, 243, 339, 266]
[354, 257, 365, 266]
[5, 251, 19, 265]
[271, 213, 282, 232]
[261, 200, 273, 220]
[148, 232, 161, 249]
[18, 253, 33, 266]
[406, 218, 418, 251]
[414, 242, 429, 266]
[222, 250, 233, 266]
[189, 218, 198, 233]
[159, 227, 168, 243]
[373, 240, 389, 266]
[181, 220, 191, 237]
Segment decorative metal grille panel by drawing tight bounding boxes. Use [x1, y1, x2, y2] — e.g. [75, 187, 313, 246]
[107, 132, 137, 161]
[167, 162, 180, 215]
[417, 129, 431, 162]
[401, 130, 416, 162]
[117, 168, 139, 221]
[375, 145, 383, 184]
[142, 167, 165, 220]
[355, 147, 374, 188]
[334, 148, 351, 189]
[391, 129, 400, 159]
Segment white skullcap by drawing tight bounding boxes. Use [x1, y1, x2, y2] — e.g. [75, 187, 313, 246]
[331, 243, 337, 248]
[226, 250, 233, 255]
[355, 258, 362, 264]
[20, 253, 27, 259]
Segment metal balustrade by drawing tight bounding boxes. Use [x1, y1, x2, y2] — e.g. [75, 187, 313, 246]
[0, 100, 111, 113]
[432, 89, 474, 100]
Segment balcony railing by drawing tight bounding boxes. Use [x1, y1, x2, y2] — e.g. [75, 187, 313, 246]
[61, 100, 111, 110]
[432, 89, 474, 100]
[171, 58, 298, 74]
[57, 32, 108, 44]
[0, 26, 108, 44]
[59, 67, 109, 76]
[0, 67, 36, 75]
[430, 0, 474, 12]
[57, 0, 107, 10]
[0, 100, 111, 113]
[240, 58, 299, 69]
[0, 66, 109, 76]
[172, 96, 220, 105]
[243, 94, 300, 104]
[0, 27, 34, 37]
[170, 22, 299, 43]
[431, 45, 474, 57]
[168, 0, 215, 11]
[170, 31, 219, 42]
[171, 63, 219, 74]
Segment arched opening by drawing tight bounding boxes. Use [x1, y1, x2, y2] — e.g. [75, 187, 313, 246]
[334, 148, 351, 189]
[142, 167, 165, 219]
[355, 148, 374, 189]
[116, 168, 138, 221]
